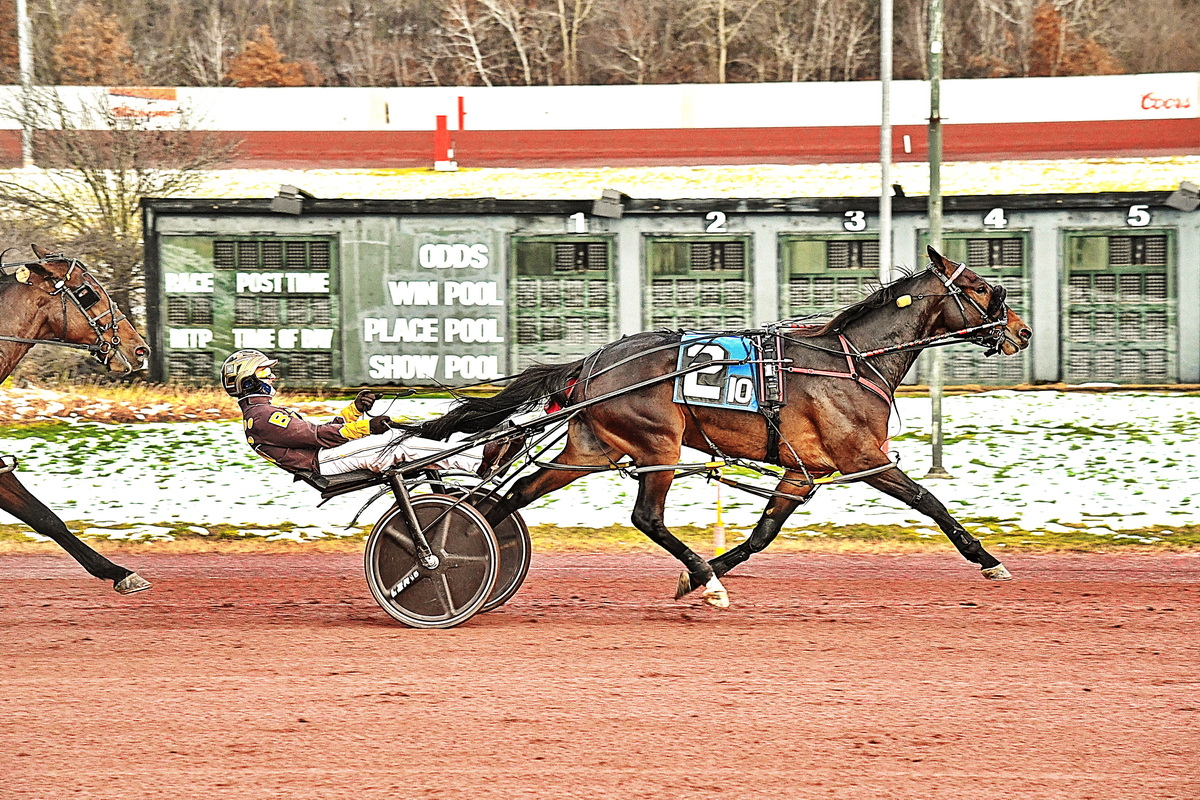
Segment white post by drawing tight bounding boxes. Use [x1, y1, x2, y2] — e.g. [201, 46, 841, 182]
[879, 0, 893, 284]
[925, 0, 952, 479]
[16, 0, 33, 169]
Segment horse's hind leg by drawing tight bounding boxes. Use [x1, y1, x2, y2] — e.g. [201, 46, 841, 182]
[480, 433, 616, 528]
[0, 471, 151, 594]
[630, 470, 728, 608]
[677, 473, 815, 597]
[865, 467, 1011, 580]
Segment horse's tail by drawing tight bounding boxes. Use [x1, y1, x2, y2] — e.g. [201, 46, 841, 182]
[408, 358, 587, 440]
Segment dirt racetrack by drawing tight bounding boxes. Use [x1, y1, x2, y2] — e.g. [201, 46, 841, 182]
[2, 551, 1197, 800]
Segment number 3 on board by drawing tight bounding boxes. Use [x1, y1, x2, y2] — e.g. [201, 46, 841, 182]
[843, 210, 866, 231]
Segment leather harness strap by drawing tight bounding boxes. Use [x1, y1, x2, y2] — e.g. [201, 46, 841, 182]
[784, 334, 894, 406]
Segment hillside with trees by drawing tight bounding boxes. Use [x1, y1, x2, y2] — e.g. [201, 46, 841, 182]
[0, 0, 1195, 88]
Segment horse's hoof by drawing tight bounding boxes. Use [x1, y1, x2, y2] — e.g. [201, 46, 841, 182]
[703, 588, 730, 609]
[114, 573, 152, 594]
[675, 571, 699, 600]
[981, 564, 1012, 581]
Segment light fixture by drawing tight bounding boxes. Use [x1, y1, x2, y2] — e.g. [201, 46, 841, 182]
[1164, 181, 1199, 212]
[271, 185, 316, 215]
[592, 188, 627, 219]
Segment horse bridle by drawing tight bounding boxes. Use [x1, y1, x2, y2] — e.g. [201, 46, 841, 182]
[0, 254, 135, 371]
[928, 261, 1011, 356]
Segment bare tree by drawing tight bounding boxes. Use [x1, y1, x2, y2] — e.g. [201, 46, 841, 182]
[2, 0, 1167, 91]
[185, 4, 231, 85]
[477, 0, 538, 85]
[438, 0, 497, 86]
[598, 0, 708, 84]
[548, 0, 597, 84]
[0, 87, 236, 326]
[699, 0, 765, 83]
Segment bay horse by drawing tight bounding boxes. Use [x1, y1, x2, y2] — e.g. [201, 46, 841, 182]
[1, 244, 153, 593]
[411, 247, 1032, 607]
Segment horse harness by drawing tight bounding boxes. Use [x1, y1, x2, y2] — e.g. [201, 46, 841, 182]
[0, 255, 131, 369]
[701, 263, 1013, 468]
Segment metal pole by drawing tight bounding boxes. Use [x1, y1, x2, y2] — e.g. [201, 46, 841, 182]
[925, 0, 952, 479]
[16, 0, 33, 168]
[879, 0, 893, 285]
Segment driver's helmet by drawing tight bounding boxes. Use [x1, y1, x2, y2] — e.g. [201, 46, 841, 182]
[221, 349, 278, 398]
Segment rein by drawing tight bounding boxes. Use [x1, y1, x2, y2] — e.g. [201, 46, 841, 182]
[0, 255, 132, 370]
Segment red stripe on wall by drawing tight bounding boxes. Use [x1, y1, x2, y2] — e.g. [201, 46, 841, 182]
[2, 118, 1198, 169]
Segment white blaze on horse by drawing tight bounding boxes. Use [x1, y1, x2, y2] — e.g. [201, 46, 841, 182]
[0, 245, 153, 593]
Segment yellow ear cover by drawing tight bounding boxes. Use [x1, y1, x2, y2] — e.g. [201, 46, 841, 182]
[895, 295, 913, 308]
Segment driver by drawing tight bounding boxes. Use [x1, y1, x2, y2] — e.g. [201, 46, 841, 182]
[220, 349, 504, 478]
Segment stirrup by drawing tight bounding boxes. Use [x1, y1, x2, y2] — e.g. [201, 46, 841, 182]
[0, 454, 18, 475]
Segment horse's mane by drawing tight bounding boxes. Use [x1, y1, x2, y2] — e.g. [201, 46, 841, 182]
[0, 276, 25, 305]
[790, 266, 923, 338]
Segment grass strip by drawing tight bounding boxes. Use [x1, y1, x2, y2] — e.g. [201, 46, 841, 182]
[2, 520, 1197, 556]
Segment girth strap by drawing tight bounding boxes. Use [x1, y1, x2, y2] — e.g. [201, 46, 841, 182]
[757, 330, 788, 465]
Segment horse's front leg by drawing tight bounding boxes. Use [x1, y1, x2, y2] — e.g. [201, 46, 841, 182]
[865, 466, 1011, 580]
[0, 470, 151, 594]
[677, 472, 816, 597]
[630, 470, 728, 608]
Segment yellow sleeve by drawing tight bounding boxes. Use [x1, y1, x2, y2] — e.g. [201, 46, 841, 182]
[339, 402, 362, 422]
[339, 419, 371, 440]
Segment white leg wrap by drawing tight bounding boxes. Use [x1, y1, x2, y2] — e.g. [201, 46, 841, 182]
[702, 576, 730, 609]
[981, 563, 1013, 581]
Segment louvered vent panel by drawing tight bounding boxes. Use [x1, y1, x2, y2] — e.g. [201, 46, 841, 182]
[237, 241, 259, 268]
[259, 298, 282, 325]
[168, 352, 214, 383]
[167, 297, 189, 324]
[213, 241, 235, 269]
[234, 297, 256, 325]
[562, 280, 586, 308]
[308, 241, 330, 269]
[261, 241, 283, 269]
[1092, 312, 1117, 342]
[587, 243, 608, 270]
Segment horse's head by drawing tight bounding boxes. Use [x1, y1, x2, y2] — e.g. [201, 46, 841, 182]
[926, 245, 1032, 356]
[18, 244, 150, 374]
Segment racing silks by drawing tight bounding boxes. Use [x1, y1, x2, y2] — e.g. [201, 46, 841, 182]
[238, 395, 358, 473]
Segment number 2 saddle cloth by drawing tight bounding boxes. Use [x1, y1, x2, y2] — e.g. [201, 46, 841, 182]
[671, 332, 783, 414]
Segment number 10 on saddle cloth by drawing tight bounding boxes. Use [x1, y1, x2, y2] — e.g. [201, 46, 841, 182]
[671, 334, 760, 412]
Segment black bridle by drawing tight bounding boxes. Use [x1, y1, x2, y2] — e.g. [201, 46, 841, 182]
[930, 261, 1012, 356]
[0, 254, 136, 371]
[851, 262, 1013, 361]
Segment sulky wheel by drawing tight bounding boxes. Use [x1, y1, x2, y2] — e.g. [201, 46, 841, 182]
[478, 505, 532, 613]
[442, 491, 533, 613]
[364, 494, 499, 629]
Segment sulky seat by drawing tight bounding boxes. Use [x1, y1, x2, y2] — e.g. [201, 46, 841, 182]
[292, 468, 386, 499]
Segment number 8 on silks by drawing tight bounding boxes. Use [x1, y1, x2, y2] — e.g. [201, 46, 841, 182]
[671, 335, 759, 412]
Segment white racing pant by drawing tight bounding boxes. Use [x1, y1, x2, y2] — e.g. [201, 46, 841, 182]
[317, 429, 482, 476]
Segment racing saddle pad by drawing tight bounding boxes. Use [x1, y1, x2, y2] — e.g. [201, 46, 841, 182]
[671, 334, 759, 413]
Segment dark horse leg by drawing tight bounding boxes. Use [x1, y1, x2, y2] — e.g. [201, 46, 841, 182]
[0, 470, 151, 594]
[482, 432, 726, 606]
[630, 469, 726, 606]
[677, 472, 815, 597]
[865, 466, 1011, 579]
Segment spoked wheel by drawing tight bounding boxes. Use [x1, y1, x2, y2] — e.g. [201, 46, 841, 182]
[364, 494, 498, 629]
